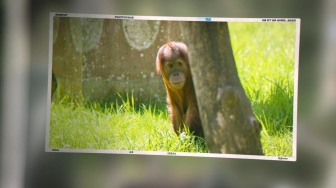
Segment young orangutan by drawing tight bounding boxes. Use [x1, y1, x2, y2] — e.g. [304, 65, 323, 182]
[156, 42, 204, 138]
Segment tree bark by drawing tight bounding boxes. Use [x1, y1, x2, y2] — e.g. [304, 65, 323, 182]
[182, 22, 263, 155]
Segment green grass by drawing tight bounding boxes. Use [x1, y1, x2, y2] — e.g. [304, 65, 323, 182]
[229, 22, 296, 156]
[49, 94, 207, 153]
[49, 22, 296, 157]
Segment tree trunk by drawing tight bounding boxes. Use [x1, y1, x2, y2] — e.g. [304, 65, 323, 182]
[182, 22, 263, 155]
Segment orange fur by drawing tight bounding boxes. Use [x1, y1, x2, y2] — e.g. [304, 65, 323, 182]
[156, 42, 204, 137]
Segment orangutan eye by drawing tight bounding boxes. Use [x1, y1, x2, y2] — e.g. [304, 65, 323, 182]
[177, 62, 182, 66]
[168, 64, 173, 68]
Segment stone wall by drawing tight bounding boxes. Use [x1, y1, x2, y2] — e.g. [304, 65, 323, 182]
[52, 17, 186, 104]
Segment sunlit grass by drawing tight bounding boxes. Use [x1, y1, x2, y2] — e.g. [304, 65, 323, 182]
[229, 22, 296, 156]
[49, 94, 207, 153]
[49, 22, 296, 157]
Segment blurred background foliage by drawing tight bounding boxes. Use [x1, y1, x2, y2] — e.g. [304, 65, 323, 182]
[1, 0, 336, 187]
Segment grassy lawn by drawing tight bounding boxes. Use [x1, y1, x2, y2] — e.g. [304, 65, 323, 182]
[229, 22, 296, 157]
[49, 94, 207, 153]
[49, 22, 296, 157]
